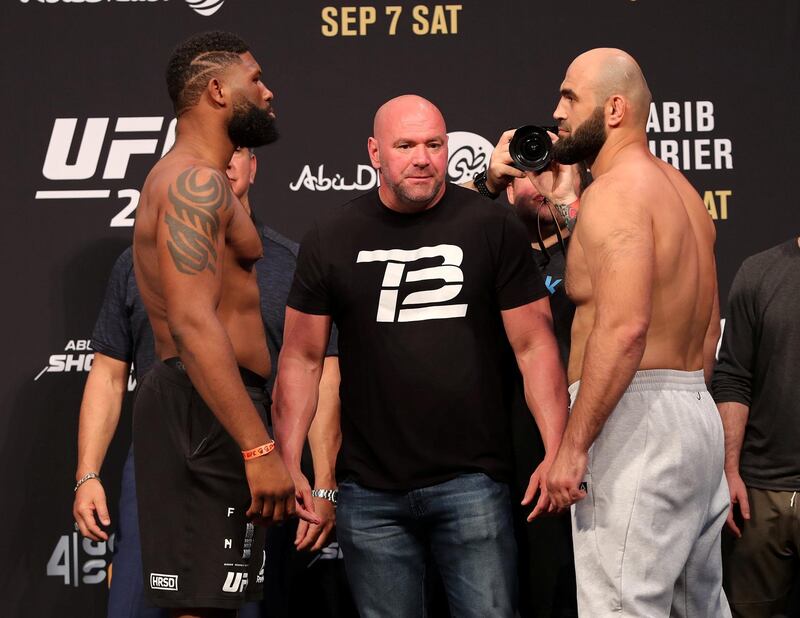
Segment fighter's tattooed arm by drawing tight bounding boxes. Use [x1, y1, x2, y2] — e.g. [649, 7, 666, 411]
[164, 167, 231, 275]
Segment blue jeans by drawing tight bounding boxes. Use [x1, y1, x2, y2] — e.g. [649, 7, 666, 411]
[337, 473, 517, 618]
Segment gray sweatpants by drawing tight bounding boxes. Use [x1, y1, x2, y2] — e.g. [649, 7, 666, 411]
[569, 370, 731, 617]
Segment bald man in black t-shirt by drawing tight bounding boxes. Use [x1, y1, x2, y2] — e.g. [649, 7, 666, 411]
[272, 95, 569, 618]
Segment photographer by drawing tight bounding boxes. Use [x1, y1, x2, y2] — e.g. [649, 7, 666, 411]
[465, 128, 589, 616]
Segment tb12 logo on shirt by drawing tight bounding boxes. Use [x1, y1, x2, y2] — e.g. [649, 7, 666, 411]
[357, 244, 468, 323]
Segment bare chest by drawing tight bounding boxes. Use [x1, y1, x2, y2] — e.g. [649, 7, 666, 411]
[225, 205, 263, 271]
[565, 235, 591, 306]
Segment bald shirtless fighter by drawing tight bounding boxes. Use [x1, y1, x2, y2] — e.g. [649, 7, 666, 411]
[544, 49, 730, 616]
[132, 32, 304, 616]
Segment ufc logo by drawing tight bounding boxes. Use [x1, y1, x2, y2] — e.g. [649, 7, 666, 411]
[42, 117, 176, 180]
[357, 244, 468, 323]
[222, 571, 249, 593]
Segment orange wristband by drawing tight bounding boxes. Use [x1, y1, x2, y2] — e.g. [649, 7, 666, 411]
[242, 440, 276, 461]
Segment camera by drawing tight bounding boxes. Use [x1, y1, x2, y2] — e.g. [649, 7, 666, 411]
[509, 125, 558, 172]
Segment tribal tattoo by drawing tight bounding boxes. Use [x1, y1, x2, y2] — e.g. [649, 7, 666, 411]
[165, 168, 230, 275]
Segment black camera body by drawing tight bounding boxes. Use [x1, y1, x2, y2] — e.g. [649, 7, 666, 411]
[509, 125, 558, 172]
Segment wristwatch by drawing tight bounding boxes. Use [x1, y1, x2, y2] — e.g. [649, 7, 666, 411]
[472, 169, 500, 200]
[311, 488, 338, 506]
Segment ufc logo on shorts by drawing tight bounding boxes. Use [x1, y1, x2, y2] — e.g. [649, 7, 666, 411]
[222, 571, 248, 593]
[357, 244, 468, 323]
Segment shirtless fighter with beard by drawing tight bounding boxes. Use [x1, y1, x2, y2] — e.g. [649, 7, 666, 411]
[131, 32, 311, 617]
[544, 48, 729, 617]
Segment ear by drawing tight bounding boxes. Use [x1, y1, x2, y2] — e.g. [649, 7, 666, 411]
[248, 152, 257, 184]
[607, 94, 626, 128]
[207, 76, 226, 107]
[367, 136, 380, 170]
[505, 182, 515, 204]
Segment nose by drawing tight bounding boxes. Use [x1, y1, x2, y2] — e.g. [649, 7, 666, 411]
[260, 82, 273, 103]
[411, 144, 430, 167]
[553, 99, 566, 124]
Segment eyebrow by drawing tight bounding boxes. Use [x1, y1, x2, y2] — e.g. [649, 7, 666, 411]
[560, 88, 577, 99]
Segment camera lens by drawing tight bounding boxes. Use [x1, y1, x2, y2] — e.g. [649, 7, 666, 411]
[509, 125, 553, 172]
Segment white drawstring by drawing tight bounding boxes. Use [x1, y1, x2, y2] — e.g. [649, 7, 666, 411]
[791, 491, 797, 509]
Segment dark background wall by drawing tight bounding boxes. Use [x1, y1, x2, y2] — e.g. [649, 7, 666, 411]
[1, 1, 798, 615]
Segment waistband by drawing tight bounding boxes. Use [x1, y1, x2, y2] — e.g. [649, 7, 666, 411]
[568, 369, 706, 399]
[154, 357, 268, 399]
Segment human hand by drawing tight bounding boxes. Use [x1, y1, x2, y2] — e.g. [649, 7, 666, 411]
[245, 452, 303, 526]
[485, 129, 526, 194]
[288, 470, 324, 529]
[295, 494, 336, 551]
[525, 132, 579, 208]
[522, 456, 556, 521]
[546, 443, 588, 510]
[73, 478, 110, 541]
[725, 471, 750, 538]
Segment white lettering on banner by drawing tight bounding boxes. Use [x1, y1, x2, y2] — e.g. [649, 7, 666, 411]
[19, 0, 222, 18]
[36, 116, 176, 227]
[357, 244, 468, 323]
[185, 0, 225, 16]
[47, 531, 115, 587]
[646, 101, 733, 171]
[307, 542, 344, 567]
[290, 131, 494, 193]
[446, 131, 494, 183]
[33, 339, 137, 391]
[716, 319, 726, 360]
[289, 164, 378, 192]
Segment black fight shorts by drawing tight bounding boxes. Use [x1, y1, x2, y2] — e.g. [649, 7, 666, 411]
[133, 359, 269, 609]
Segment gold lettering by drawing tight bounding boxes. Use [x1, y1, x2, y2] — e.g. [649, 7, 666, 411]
[412, 5, 430, 35]
[341, 7, 357, 36]
[359, 6, 377, 35]
[430, 5, 448, 33]
[445, 5, 461, 33]
[703, 190, 718, 220]
[385, 6, 403, 35]
[715, 190, 731, 220]
[321, 7, 338, 36]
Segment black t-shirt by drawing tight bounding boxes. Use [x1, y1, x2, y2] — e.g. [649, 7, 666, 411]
[288, 186, 548, 490]
[711, 238, 800, 491]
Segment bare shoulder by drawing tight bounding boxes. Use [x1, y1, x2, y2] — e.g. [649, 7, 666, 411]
[653, 156, 715, 241]
[144, 162, 231, 215]
[143, 160, 234, 276]
[577, 165, 654, 231]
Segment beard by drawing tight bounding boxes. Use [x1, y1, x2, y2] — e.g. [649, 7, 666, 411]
[228, 98, 279, 148]
[552, 106, 606, 164]
[392, 176, 444, 205]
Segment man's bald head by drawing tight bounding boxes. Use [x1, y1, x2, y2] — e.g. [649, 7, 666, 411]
[567, 48, 652, 127]
[367, 95, 449, 212]
[373, 95, 446, 140]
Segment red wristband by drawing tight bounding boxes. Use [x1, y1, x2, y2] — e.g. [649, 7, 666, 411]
[242, 440, 276, 461]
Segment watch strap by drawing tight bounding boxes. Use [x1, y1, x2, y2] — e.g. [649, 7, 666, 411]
[473, 169, 500, 200]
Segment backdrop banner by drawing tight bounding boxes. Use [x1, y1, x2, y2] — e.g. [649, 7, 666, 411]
[1, 1, 798, 615]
